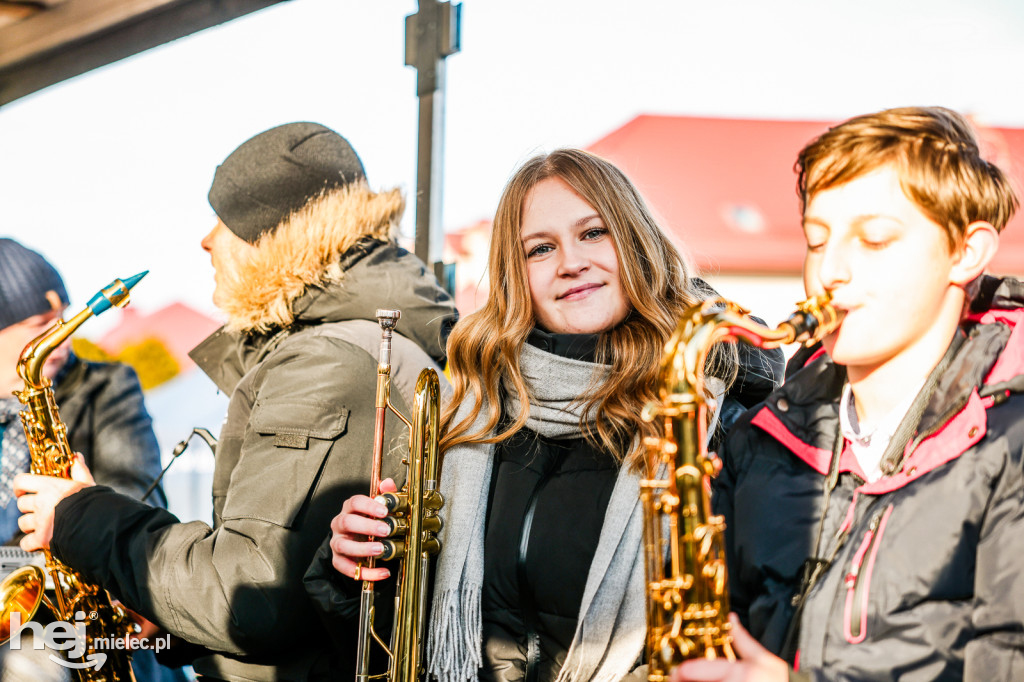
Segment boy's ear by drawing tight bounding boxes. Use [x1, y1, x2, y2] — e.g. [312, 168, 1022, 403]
[950, 221, 1000, 286]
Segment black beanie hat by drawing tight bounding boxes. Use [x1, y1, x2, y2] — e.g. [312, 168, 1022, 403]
[0, 238, 70, 332]
[208, 122, 367, 243]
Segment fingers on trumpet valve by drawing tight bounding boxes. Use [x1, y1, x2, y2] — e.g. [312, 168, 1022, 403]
[329, 493, 394, 580]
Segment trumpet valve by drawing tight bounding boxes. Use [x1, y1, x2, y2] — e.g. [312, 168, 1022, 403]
[380, 540, 404, 561]
[377, 492, 408, 514]
[381, 514, 443, 537]
[423, 490, 444, 511]
[422, 515, 443, 533]
[377, 490, 443, 514]
[382, 516, 407, 536]
[380, 533, 441, 561]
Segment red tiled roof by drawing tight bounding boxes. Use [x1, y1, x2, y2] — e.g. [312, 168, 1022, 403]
[98, 302, 221, 370]
[586, 114, 1024, 275]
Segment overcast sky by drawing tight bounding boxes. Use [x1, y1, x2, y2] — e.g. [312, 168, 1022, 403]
[2, 0, 1023, 330]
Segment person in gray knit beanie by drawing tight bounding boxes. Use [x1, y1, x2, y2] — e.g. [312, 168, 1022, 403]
[207, 121, 366, 244]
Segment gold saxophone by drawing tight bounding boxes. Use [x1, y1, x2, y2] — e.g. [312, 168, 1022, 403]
[0, 272, 148, 682]
[640, 294, 841, 681]
[355, 309, 443, 682]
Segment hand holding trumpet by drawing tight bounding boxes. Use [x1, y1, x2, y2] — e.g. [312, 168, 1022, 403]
[329, 477, 399, 582]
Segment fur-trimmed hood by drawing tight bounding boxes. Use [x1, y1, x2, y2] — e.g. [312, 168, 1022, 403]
[215, 183, 406, 333]
[190, 185, 457, 392]
[289, 237, 457, 364]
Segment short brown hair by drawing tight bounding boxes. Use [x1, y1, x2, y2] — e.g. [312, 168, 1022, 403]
[796, 106, 1019, 250]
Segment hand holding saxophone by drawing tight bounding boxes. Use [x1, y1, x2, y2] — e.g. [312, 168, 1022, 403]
[14, 452, 95, 551]
[669, 616, 786, 682]
[329, 477, 399, 581]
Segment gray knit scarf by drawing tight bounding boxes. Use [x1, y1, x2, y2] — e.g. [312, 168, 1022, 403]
[425, 342, 649, 682]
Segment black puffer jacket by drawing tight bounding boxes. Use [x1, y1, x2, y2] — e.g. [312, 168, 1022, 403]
[716, 276, 1024, 681]
[480, 330, 616, 682]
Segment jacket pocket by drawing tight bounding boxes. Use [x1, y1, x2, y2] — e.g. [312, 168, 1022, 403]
[843, 504, 894, 644]
[220, 399, 349, 528]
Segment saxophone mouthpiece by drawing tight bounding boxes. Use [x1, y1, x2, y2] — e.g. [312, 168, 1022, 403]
[122, 271, 148, 292]
[86, 271, 148, 316]
[784, 294, 843, 346]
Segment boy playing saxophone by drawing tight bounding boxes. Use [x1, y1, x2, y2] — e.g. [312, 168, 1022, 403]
[675, 106, 1023, 681]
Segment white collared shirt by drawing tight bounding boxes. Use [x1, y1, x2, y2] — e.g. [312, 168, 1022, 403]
[839, 380, 925, 483]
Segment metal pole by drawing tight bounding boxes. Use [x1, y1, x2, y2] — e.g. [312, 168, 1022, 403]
[405, 0, 461, 294]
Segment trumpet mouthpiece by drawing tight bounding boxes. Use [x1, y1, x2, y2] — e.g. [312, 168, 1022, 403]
[376, 309, 401, 330]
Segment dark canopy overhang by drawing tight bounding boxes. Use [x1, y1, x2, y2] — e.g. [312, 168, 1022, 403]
[0, 0, 288, 106]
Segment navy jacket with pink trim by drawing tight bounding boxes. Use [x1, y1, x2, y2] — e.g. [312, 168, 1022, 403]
[714, 276, 1024, 681]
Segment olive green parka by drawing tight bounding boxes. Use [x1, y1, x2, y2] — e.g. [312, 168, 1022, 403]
[51, 186, 457, 681]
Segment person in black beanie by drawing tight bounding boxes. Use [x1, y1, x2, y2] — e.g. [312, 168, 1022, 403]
[13, 123, 458, 681]
[0, 238, 175, 682]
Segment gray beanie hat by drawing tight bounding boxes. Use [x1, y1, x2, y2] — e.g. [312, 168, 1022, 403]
[207, 122, 367, 243]
[0, 238, 69, 331]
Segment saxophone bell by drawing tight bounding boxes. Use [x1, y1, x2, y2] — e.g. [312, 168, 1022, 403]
[0, 565, 46, 641]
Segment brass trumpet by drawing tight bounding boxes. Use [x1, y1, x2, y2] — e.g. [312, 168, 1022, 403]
[640, 294, 841, 681]
[355, 309, 443, 682]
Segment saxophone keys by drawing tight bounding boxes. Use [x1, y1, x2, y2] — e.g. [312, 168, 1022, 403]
[700, 452, 722, 477]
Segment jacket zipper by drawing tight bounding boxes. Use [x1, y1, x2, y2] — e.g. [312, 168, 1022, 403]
[516, 450, 564, 682]
[843, 504, 893, 643]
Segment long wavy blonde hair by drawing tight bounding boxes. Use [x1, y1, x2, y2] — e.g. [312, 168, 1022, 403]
[440, 149, 735, 470]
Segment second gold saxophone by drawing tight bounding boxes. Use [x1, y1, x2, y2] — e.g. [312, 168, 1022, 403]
[0, 272, 147, 682]
[640, 294, 841, 681]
